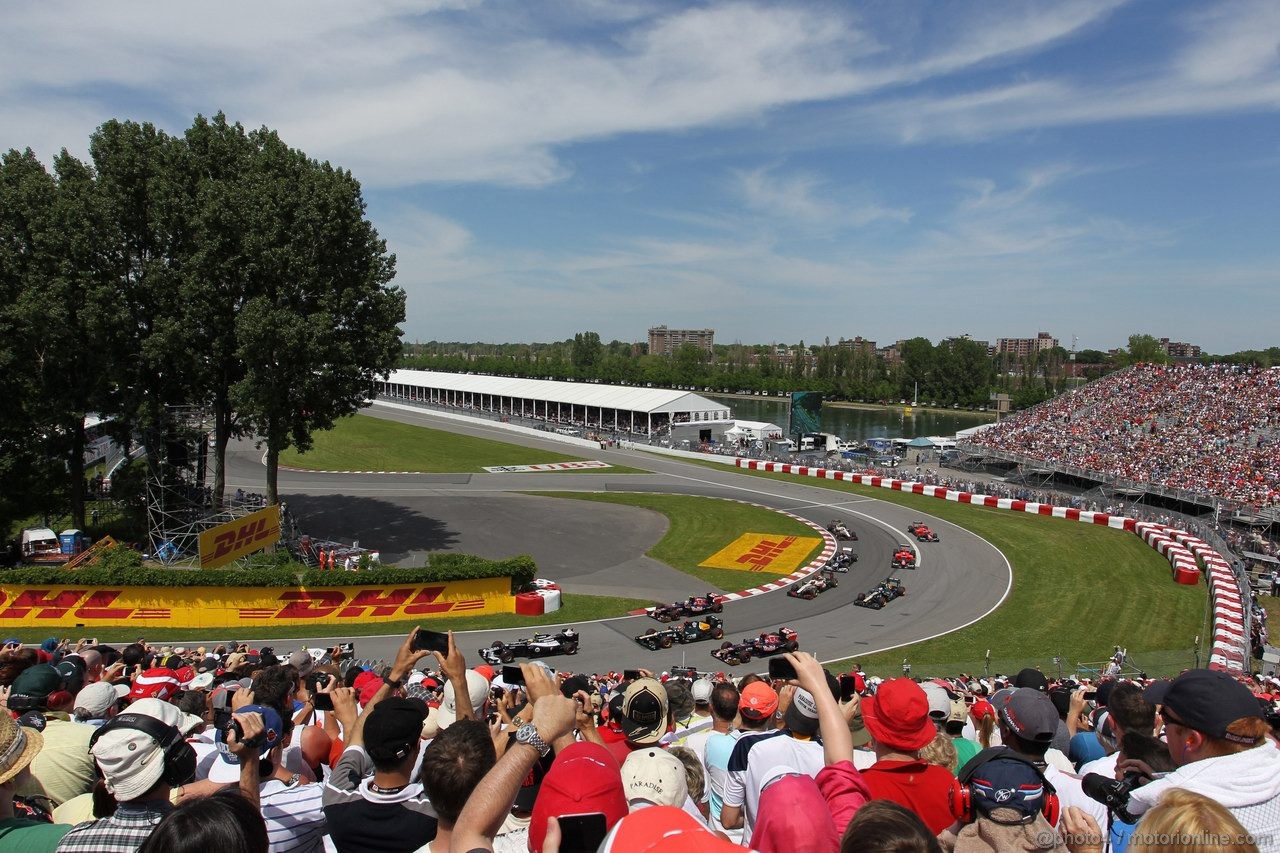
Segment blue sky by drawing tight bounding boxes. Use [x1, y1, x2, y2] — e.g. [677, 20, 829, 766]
[2, 0, 1278, 354]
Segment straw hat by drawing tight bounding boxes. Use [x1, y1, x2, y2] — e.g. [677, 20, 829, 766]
[0, 710, 44, 785]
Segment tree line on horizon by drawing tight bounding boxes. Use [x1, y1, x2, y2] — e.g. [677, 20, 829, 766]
[0, 113, 405, 540]
[401, 333, 1277, 409]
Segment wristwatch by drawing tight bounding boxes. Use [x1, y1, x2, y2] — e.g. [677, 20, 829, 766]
[514, 723, 551, 757]
[383, 674, 403, 689]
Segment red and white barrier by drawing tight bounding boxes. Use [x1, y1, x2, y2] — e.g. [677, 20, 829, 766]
[734, 458, 1250, 672]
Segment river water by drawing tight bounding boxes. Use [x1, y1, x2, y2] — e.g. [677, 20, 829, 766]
[709, 395, 992, 442]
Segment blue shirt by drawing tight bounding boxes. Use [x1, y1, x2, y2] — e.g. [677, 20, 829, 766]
[1068, 731, 1106, 771]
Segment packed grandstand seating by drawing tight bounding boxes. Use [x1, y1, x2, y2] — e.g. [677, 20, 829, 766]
[5, 633, 1280, 852]
[966, 363, 1280, 508]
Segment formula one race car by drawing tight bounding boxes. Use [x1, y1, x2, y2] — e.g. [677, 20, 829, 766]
[892, 545, 917, 570]
[788, 570, 839, 599]
[826, 550, 858, 572]
[711, 639, 756, 666]
[648, 592, 725, 623]
[749, 626, 800, 657]
[907, 522, 940, 542]
[854, 577, 906, 610]
[827, 520, 858, 541]
[637, 616, 726, 650]
[479, 628, 580, 665]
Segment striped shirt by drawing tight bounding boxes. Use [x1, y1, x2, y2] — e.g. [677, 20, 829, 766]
[260, 778, 328, 853]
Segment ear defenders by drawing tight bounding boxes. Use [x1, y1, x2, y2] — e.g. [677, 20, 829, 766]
[949, 749, 1059, 827]
[89, 712, 197, 788]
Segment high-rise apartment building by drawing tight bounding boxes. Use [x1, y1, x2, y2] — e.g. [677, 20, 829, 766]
[647, 325, 715, 355]
[995, 331, 1059, 358]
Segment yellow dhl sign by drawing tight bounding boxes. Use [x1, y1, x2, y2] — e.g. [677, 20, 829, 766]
[0, 577, 513, 628]
[198, 505, 282, 569]
[699, 532, 822, 573]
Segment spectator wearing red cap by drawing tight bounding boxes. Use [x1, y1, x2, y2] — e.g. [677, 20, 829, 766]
[860, 678, 957, 834]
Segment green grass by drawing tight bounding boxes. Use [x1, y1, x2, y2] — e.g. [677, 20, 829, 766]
[526, 492, 824, 590]
[279, 414, 648, 474]
[692, 464, 1208, 677]
[0, 593, 650, 645]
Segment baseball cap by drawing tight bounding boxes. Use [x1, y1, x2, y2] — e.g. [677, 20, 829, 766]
[1143, 669, 1265, 744]
[529, 742, 627, 853]
[54, 657, 87, 693]
[287, 650, 315, 678]
[1014, 668, 1049, 693]
[91, 700, 193, 801]
[959, 750, 1053, 826]
[862, 678, 935, 752]
[997, 687, 1059, 743]
[622, 747, 688, 807]
[691, 678, 714, 705]
[664, 680, 694, 720]
[739, 681, 779, 721]
[73, 682, 120, 720]
[619, 678, 669, 744]
[8, 665, 67, 711]
[600, 805, 744, 852]
[189, 672, 215, 691]
[438, 671, 490, 729]
[130, 668, 181, 701]
[921, 682, 952, 723]
[364, 697, 429, 763]
[783, 687, 820, 736]
[209, 704, 285, 784]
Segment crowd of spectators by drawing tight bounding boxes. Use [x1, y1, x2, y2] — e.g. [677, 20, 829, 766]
[4, 631, 1280, 852]
[967, 364, 1280, 509]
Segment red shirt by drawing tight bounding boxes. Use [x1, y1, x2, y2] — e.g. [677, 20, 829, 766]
[602, 737, 649, 767]
[861, 759, 957, 834]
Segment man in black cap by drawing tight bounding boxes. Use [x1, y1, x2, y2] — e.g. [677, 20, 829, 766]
[1013, 668, 1070, 753]
[1126, 669, 1280, 845]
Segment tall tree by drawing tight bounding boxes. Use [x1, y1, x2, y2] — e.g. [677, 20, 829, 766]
[571, 331, 602, 373]
[231, 130, 404, 504]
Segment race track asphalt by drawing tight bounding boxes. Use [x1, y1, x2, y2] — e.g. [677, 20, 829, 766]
[213, 406, 1011, 674]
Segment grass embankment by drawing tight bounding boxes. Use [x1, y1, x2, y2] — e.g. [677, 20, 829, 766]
[0, 593, 649, 645]
[527, 492, 823, 591]
[279, 414, 648, 474]
[692, 463, 1208, 677]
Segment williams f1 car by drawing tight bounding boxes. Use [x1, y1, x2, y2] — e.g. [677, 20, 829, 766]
[479, 628, 579, 665]
[827, 520, 858, 541]
[788, 570, 839, 599]
[825, 550, 857, 573]
[854, 577, 906, 610]
[907, 522, 940, 542]
[648, 592, 725, 622]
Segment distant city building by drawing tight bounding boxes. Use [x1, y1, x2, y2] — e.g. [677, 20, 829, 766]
[941, 334, 993, 356]
[1160, 338, 1202, 358]
[838, 336, 877, 356]
[996, 331, 1059, 358]
[648, 325, 715, 356]
[879, 340, 906, 366]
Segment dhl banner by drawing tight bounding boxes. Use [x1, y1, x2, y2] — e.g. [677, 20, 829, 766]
[0, 577, 513, 628]
[699, 532, 822, 573]
[198, 505, 282, 569]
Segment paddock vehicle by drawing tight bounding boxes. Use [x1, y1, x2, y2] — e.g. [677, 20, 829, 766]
[854, 577, 906, 610]
[907, 522, 940, 542]
[825, 550, 857, 573]
[635, 616, 725, 650]
[827, 520, 857, 541]
[648, 593, 725, 623]
[749, 626, 800, 657]
[711, 639, 756, 667]
[479, 629, 580, 664]
[788, 571, 839, 599]
[892, 545, 917, 570]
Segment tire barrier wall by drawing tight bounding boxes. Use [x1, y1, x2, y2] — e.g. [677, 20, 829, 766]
[0, 576, 514, 629]
[735, 458, 1248, 673]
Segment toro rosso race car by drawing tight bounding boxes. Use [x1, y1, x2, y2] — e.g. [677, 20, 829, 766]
[479, 628, 580, 665]
[788, 570, 839, 599]
[854, 577, 906, 610]
[710, 626, 799, 666]
[907, 522, 940, 542]
[648, 592, 725, 623]
[892, 545, 917, 570]
[827, 520, 858, 541]
[635, 616, 726, 650]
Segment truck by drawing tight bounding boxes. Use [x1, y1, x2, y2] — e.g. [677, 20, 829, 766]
[800, 433, 847, 453]
[21, 528, 67, 565]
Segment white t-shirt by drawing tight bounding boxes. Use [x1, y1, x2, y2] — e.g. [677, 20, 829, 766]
[259, 777, 328, 853]
[723, 731, 825, 837]
[1077, 750, 1119, 782]
[1043, 763, 1109, 832]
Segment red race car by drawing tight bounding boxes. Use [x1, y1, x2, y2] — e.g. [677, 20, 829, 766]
[892, 545, 917, 570]
[907, 522, 940, 542]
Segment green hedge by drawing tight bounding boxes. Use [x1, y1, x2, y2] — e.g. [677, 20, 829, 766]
[0, 554, 536, 593]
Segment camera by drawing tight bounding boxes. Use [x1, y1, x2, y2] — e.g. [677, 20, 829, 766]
[1082, 772, 1142, 824]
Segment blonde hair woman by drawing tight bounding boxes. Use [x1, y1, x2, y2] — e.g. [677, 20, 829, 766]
[1130, 789, 1258, 853]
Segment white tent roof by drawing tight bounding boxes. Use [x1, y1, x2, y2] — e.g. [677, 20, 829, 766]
[388, 370, 731, 416]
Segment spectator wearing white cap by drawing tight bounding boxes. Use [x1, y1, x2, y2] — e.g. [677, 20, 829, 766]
[70, 682, 125, 728]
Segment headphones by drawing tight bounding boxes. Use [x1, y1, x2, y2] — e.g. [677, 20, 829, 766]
[89, 713, 197, 788]
[949, 749, 1059, 827]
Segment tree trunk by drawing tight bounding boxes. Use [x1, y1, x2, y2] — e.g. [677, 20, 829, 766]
[211, 393, 231, 511]
[266, 443, 279, 507]
[69, 418, 87, 530]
